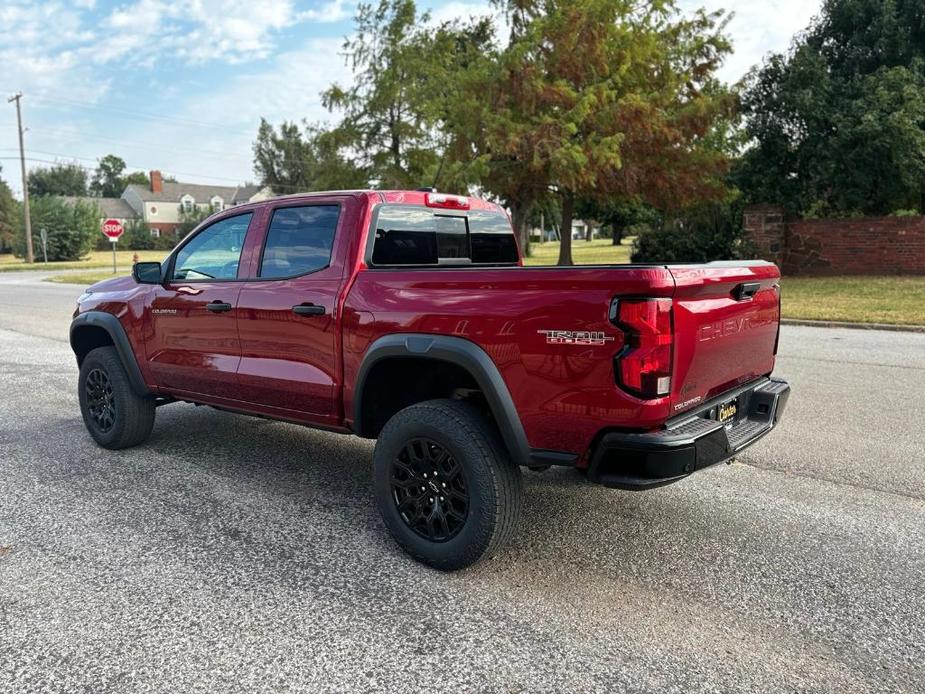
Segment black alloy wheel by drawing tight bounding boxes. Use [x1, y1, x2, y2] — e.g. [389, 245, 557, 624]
[373, 398, 523, 570]
[390, 438, 469, 542]
[77, 346, 156, 449]
[85, 367, 116, 433]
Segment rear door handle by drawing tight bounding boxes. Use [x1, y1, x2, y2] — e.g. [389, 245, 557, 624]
[206, 300, 233, 313]
[292, 303, 326, 316]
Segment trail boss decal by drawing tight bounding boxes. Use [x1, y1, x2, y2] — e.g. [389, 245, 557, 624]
[538, 330, 616, 346]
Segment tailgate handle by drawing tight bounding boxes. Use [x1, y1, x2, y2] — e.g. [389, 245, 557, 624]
[732, 282, 761, 301]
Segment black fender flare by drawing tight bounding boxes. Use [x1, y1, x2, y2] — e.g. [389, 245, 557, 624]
[69, 311, 151, 397]
[353, 333, 536, 467]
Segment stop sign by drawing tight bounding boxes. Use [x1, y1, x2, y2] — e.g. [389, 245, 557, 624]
[101, 218, 124, 241]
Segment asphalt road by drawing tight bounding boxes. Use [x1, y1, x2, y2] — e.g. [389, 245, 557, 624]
[1, 272, 923, 693]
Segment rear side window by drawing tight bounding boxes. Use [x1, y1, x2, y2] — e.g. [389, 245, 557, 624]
[468, 210, 519, 264]
[260, 205, 339, 278]
[371, 205, 518, 266]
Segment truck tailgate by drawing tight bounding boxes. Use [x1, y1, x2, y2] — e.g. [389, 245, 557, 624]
[668, 262, 781, 415]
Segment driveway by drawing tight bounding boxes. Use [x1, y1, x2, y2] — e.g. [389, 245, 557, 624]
[0, 274, 922, 693]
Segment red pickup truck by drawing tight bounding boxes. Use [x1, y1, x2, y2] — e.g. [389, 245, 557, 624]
[70, 190, 789, 569]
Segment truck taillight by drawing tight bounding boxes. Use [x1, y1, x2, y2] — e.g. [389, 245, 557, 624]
[425, 192, 470, 210]
[611, 298, 673, 399]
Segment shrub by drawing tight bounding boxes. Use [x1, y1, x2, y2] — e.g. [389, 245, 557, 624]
[631, 201, 753, 263]
[15, 197, 100, 261]
[123, 219, 157, 250]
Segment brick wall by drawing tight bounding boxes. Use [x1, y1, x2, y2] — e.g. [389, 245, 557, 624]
[743, 205, 925, 276]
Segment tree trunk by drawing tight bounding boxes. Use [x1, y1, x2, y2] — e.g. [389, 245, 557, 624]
[585, 224, 592, 242]
[612, 225, 623, 245]
[511, 202, 532, 258]
[557, 190, 574, 266]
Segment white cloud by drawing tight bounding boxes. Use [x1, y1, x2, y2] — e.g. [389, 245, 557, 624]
[298, 0, 353, 23]
[108, 37, 354, 186]
[680, 0, 822, 82]
[425, 0, 494, 25]
[93, 0, 304, 65]
[0, 2, 103, 105]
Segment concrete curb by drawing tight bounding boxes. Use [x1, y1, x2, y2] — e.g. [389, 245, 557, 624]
[781, 318, 925, 333]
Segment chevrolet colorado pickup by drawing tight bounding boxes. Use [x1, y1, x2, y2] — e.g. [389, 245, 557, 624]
[71, 190, 790, 570]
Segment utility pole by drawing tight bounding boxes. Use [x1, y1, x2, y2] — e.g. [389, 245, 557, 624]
[8, 93, 33, 263]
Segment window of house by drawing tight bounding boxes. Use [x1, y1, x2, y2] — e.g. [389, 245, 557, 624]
[181, 196, 194, 213]
[211, 197, 223, 212]
[371, 206, 518, 266]
[171, 213, 252, 281]
[259, 205, 339, 279]
[149, 205, 158, 216]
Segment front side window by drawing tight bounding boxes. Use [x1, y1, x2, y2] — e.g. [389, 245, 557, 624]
[371, 206, 518, 266]
[172, 213, 252, 281]
[259, 205, 339, 278]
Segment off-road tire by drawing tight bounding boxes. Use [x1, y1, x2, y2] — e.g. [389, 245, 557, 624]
[373, 398, 522, 570]
[78, 346, 155, 449]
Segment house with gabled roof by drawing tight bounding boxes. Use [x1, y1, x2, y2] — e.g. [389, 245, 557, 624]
[61, 196, 138, 227]
[120, 170, 272, 237]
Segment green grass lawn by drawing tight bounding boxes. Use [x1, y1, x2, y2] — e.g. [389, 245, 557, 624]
[40, 242, 925, 326]
[0, 249, 166, 273]
[780, 276, 925, 326]
[523, 238, 633, 265]
[44, 270, 133, 285]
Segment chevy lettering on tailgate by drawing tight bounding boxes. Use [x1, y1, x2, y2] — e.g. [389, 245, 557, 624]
[698, 315, 768, 342]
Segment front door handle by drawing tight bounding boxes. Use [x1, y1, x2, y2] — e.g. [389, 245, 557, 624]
[206, 300, 233, 313]
[292, 303, 326, 316]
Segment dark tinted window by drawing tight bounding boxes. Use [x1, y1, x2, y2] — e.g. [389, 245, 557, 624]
[172, 213, 251, 280]
[260, 205, 339, 278]
[371, 206, 517, 266]
[469, 210, 519, 264]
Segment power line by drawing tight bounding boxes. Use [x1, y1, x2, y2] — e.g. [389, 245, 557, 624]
[22, 125, 255, 164]
[6, 153, 251, 184]
[21, 93, 258, 137]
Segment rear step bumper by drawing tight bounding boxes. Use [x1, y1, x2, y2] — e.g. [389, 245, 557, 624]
[587, 377, 790, 490]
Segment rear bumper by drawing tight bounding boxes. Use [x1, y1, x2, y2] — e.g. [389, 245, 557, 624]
[587, 377, 790, 490]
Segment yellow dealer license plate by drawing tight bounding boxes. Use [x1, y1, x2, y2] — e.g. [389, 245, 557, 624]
[718, 399, 738, 425]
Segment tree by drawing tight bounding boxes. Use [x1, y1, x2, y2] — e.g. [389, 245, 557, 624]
[0, 166, 19, 254]
[576, 198, 660, 245]
[27, 162, 88, 197]
[90, 155, 149, 197]
[736, 0, 925, 216]
[123, 218, 157, 250]
[321, 0, 461, 188]
[14, 196, 99, 261]
[177, 206, 211, 236]
[444, 0, 733, 263]
[253, 119, 367, 194]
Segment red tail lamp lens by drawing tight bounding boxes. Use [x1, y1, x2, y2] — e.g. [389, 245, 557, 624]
[612, 298, 673, 398]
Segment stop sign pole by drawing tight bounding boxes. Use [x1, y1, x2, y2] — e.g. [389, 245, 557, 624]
[101, 219, 124, 274]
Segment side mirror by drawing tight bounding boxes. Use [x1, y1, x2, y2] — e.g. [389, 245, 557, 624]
[133, 261, 163, 284]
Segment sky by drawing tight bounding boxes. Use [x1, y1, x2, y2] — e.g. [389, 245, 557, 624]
[1, 0, 822, 198]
